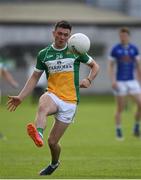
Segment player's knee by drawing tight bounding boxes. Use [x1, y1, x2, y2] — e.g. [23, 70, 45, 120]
[38, 97, 47, 112]
[118, 105, 125, 112]
[48, 137, 57, 148]
[38, 95, 51, 114]
[115, 111, 122, 119]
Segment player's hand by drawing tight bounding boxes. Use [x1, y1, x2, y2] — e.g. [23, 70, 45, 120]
[80, 78, 91, 88]
[7, 96, 21, 111]
[112, 81, 118, 90]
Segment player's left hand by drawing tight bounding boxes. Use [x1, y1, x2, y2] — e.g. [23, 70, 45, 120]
[7, 96, 21, 111]
[80, 78, 91, 88]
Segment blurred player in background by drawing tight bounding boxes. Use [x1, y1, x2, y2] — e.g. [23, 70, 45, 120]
[0, 56, 18, 140]
[7, 20, 99, 175]
[108, 27, 141, 140]
[0, 57, 18, 103]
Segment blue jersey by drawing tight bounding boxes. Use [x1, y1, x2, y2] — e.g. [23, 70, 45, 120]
[110, 43, 139, 81]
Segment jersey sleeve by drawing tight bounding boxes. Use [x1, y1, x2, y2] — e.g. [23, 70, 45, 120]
[78, 53, 93, 64]
[134, 46, 141, 62]
[35, 50, 46, 72]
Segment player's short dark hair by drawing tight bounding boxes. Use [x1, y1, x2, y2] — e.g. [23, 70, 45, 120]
[119, 27, 130, 35]
[54, 20, 72, 31]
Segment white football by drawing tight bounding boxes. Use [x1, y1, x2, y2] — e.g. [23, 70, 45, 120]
[68, 33, 90, 54]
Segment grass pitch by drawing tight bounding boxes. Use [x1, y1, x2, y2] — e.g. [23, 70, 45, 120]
[0, 95, 141, 179]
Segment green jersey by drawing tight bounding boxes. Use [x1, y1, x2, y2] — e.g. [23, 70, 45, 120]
[35, 43, 93, 103]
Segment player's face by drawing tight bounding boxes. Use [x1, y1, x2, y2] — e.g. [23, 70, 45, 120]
[53, 27, 71, 49]
[119, 32, 130, 45]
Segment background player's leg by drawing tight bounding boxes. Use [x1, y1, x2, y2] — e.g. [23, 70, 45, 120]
[131, 94, 141, 137]
[115, 96, 126, 139]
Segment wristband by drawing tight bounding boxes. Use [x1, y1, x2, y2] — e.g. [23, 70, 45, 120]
[87, 77, 91, 84]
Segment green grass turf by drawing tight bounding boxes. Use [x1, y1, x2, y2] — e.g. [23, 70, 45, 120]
[0, 95, 141, 178]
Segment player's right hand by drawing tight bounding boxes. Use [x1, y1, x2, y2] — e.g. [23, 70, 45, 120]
[112, 81, 118, 90]
[7, 96, 21, 111]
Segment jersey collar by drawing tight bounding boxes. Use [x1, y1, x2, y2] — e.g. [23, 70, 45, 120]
[120, 43, 130, 49]
[51, 43, 67, 51]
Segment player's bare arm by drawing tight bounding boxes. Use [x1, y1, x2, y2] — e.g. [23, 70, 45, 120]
[2, 69, 19, 88]
[80, 60, 99, 88]
[7, 71, 42, 111]
[108, 60, 117, 89]
[136, 57, 141, 84]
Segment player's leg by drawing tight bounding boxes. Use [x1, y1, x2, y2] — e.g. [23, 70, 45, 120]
[48, 119, 69, 164]
[113, 81, 127, 139]
[35, 93, 58, 128]
[39, 119, 69, 175]
[128, 80, 141, 136]
[39, 93, 76, 175]
[115, 95, 126, 139]
[27, 92, 58, 147]
[131, 93, 141, 136]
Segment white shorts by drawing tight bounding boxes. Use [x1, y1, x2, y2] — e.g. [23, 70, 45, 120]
[113, 80, 141, 96]
[47, 92, 77, 124]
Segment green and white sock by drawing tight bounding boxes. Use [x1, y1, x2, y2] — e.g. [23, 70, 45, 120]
[37, 128, 43, 139]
